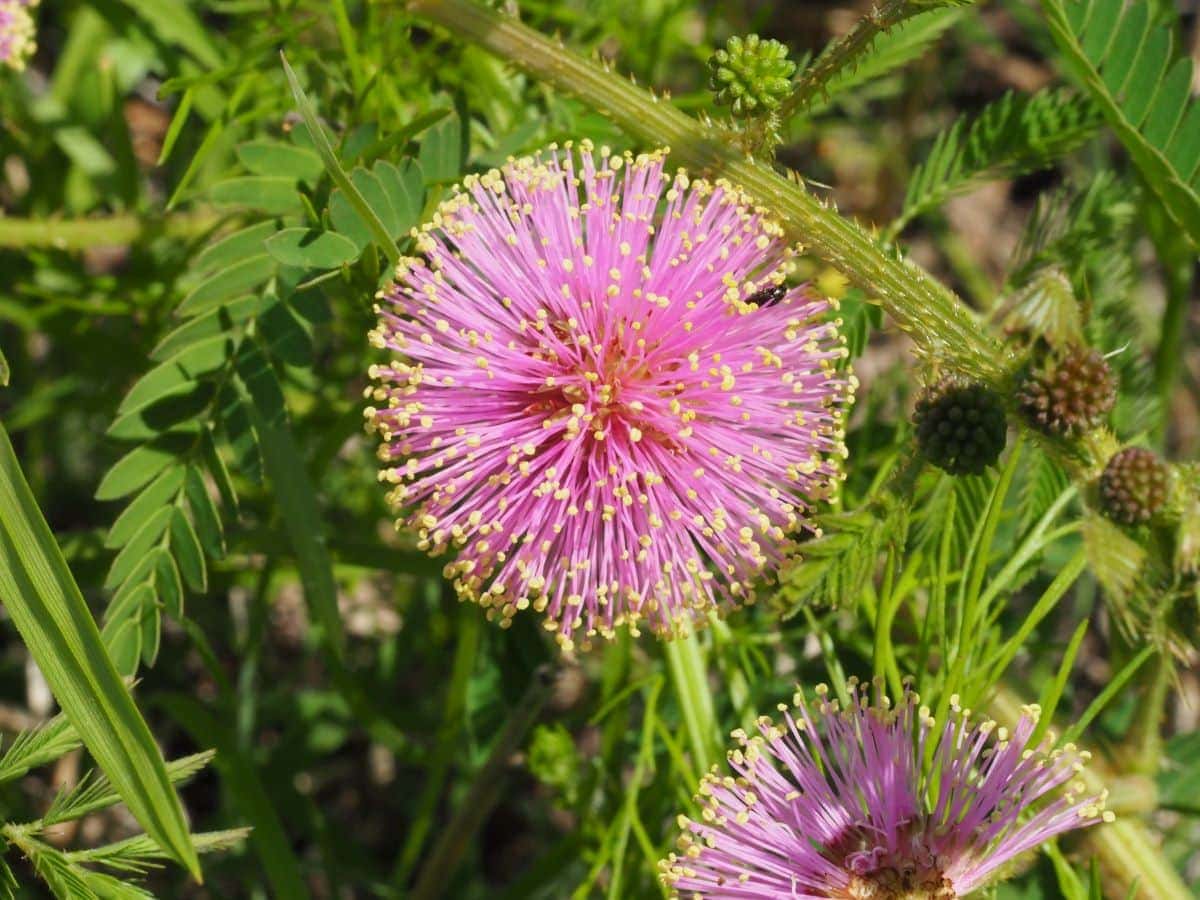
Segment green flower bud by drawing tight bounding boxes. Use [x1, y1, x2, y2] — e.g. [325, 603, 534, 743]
[707, 34, 796, 118]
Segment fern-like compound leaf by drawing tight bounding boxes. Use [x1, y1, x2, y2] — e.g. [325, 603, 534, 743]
[896, 88, 1102, 232]
[1040, 0, 1200, 245]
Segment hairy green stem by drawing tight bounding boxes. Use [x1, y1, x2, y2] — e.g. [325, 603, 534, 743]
[1128, 650, 1172, 775]
[0, 213, 220, 250]
[406, 0, 1004, 381]
[778, 0, 917, 120]
[992, 685, 1192, 900]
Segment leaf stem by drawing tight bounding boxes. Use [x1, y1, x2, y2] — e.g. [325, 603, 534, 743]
[408, 665, 554, 900]
[0, 213, 220, 250]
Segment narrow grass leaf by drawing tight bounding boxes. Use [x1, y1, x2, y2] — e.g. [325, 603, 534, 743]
[1059, 645, 1155, 746]
[161, 695, 310, 899]
[0, 424, 201, 878]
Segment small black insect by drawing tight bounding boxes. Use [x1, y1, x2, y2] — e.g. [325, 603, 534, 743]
[747, 284, 787, 307]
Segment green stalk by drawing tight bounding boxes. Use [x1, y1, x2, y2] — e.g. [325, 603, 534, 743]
[409, 666, 554, 900]
[662, 632, 717, 774]
[871, 548, 901, 694]
[1127, 649, 1173, 775]
[0, 213, 220, 250]
[607, 678, 663, 900]
[405, 0, 1004, 382]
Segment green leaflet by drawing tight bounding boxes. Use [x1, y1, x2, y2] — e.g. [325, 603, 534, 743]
[895, 88, 1102, 233]
[264, 228, 360, 269]
[281, 53, 400, 265]
[1039, 0, 1200, 245]
[787, 4, 971, 120]
[0, 424, 200, 879]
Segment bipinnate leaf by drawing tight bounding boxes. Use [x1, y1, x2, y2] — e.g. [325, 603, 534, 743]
[1039, 0, 1200, 245]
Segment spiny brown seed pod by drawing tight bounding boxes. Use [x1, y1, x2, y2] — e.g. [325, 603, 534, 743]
[914, 381, 1007, 476]
[1099, 447, 1169, 525]
[1017, 345, 1116, 437]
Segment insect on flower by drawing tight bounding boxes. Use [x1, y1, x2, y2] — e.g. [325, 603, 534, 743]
[366, 142, 852, 651]
[746, 283, 788, 308]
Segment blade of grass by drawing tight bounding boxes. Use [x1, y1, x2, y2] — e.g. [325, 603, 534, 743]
[329, 0, 366, 99]
[1031, 618, 1089, 746]
[663, 633, 716, 773]
[1059, 646, 1155, 747]
[607, 678, 662, 900]
[0, 424, 200, 879]
[160, 695, 310, 899]
[409, 667, 554, 900]
[985, 548, 1087, 684]
[280, 53, 399, 266]
[391, 603, 481, 888]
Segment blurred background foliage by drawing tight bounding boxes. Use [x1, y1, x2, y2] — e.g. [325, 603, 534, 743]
[0, 0, 1197, 897]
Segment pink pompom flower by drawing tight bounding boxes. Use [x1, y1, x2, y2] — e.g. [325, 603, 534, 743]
[660, 680, 1111, 898]
[367, 142, 850, 650]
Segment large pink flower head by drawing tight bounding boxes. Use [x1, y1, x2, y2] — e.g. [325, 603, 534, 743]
[661, 679, 1111, 898]
[366, 142, 850, 650]
[0, 0, 37, 73]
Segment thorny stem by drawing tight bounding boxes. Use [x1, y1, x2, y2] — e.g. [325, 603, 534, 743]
[778, 0, 920, 121]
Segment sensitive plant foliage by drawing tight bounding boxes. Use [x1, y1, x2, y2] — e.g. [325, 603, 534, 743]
[366, 142, 850, 649]
[1, 0, 1198, 895]
[661, 680, 1111, 898]
[0, 0, 36, 72]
